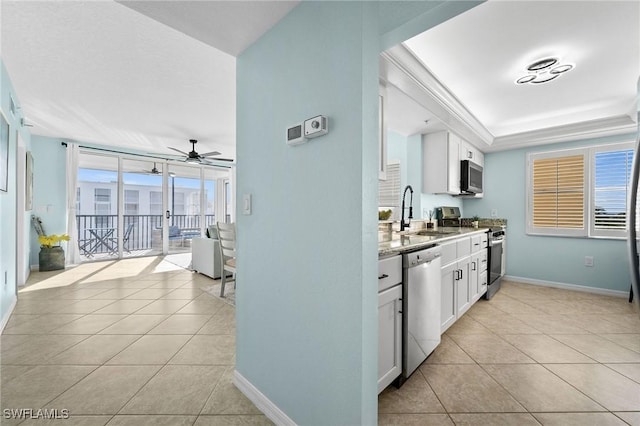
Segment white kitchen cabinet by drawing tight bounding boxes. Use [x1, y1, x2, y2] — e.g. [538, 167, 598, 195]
[439, 234, 494, 333]
[440, 262, 457, 332]
[455, 258, 471, 317]
[378, 255, 402, 393]
[469, 252, 481, 303]
[423, 131, 461, 194]
[378, 284, 402, 393]
[423, 131, 485, 196]
[469, 233, 488, 303]
[439, 237, 472, 332]
[461, 140, 484, 167]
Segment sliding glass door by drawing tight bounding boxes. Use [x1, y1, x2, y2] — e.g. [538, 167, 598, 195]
[75, 151, 231, 262]
[167, 165, 204, 255]
[121, 159, 164, 258]
[76, 155, 119, 261]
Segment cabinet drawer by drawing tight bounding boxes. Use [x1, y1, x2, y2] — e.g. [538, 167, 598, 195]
[471, 235, 483, 253]
[378, 255, 402, 292]
[480, 232, 488, 248]
[440, 240, 458, 266]
[480, 250, 488, 272]
[457, 237, 471, 258]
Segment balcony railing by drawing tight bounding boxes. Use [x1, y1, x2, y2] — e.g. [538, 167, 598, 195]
[76, 214, 216, 254]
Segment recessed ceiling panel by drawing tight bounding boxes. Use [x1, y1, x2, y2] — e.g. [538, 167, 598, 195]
[403, 1, 640, 138]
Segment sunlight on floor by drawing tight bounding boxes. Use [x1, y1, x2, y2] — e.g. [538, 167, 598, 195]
[20, 255, 192, 292]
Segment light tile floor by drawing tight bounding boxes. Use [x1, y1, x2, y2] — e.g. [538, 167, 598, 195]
[379, 279, 640, 425]
[2, 259, 640, 426]
[1, 257, 268, 426]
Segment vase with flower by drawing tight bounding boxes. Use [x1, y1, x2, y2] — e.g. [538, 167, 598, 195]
[38, 234, 70, 271]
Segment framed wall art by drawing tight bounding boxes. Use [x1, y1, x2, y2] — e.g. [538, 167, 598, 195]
[26, 150, 33, 210]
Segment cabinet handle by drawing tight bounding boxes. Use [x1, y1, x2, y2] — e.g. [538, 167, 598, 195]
[472, 261, 477, 271]
[459, 269, 463, 279]
[378, 274, 389, 280]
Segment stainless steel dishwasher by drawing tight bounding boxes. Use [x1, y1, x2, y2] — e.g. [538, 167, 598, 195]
[401, 244, 442, 381]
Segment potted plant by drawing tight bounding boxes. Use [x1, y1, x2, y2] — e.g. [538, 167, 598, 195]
[38, 233, 70, 271]
[472, 215, 480, 228]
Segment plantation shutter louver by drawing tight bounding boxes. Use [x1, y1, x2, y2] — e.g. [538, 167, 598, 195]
[532, 154, 585, 229]
[594, 149, 634, 231]
[379, 162, 401, 207]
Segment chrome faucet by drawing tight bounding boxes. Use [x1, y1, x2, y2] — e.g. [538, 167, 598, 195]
[400, 185, 414, 232]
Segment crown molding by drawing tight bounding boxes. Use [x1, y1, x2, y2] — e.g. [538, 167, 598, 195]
[381, 45, 638, 154]
[486, 114, 638, 152]
[380, 45, 494, 150]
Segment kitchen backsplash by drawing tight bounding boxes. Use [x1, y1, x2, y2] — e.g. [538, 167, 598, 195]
[461, 218, 508, 227]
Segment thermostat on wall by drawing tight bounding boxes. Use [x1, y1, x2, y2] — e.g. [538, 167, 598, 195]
[304, 115, 328, 138]
[286, 123, 306, 146]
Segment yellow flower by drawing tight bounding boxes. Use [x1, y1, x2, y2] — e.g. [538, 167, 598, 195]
[39, 234, 70, 249]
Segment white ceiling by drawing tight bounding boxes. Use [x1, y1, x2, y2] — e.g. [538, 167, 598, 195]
[2, 1, 638, 157]
[1, 1, 297, 161]
[399, 0, 639, 149]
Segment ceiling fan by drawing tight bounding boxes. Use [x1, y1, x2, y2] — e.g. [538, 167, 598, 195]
[167, 139, 233, 163]
[141, 162, 161, 175]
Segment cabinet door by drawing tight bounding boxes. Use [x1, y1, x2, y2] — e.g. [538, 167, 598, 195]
[441, 262, 457, 333]
[469, 253, 480, 303]
[447, 133, 461, 194]
[456, 258, 471, 317]
[479, 270, 488, 297]
[378, 285, 402, 393]
[461, 140, 484, 167]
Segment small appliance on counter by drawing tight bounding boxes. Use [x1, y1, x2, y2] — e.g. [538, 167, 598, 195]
[435, 206, 462, 227]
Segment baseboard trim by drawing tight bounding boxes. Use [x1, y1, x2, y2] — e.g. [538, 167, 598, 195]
[0, 295, 18, 334]
[233, 370, 296, 426]
[504, 275, 629, 298]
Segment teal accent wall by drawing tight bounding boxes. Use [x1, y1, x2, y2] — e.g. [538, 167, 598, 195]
[387, 130, 463, 220]
[236, 3, 379, 424]
[29, 136, 68, 267]
[464, 134, 636, 292]
[0, 60, 32, 325]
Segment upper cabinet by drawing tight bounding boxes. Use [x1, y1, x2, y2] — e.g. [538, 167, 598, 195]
[460, 140, 484, 167]
[379, 84, 388, 181]
[423, 131, 484, 197]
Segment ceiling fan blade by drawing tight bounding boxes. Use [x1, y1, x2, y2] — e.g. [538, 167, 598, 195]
[199, 151, 222, 157]
[168, 147, 189, 156]
[202, 158, 234, 164]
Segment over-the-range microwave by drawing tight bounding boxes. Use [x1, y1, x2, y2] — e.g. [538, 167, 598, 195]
[460, 160, 483, 194]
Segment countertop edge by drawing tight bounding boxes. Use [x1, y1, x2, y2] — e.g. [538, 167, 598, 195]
[378, 228, 490, 257]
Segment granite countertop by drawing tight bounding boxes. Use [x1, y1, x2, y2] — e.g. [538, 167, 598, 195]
[378, 227, 490, 257]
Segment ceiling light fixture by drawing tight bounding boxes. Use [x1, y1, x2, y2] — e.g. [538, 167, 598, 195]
[516, 56, 574, 85]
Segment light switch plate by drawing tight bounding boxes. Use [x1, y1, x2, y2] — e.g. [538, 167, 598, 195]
[242, 194, 252, 215]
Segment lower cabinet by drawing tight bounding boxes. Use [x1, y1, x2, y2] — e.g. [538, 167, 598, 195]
[440, 232, 488, 334]
[378, 284, 402, 393]
[456, 257, 471, 317]
[441, 263, 457, 332]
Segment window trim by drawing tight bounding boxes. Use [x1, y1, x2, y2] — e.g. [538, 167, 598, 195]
[589, 142, 635, 239]
[526, 141, 635, 239]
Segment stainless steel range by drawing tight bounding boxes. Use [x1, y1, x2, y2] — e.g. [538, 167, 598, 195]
[485, 226, 506, 299]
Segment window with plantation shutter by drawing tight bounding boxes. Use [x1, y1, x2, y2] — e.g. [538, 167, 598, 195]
[527, 149, 588, 237]
[378, 162, 401, 208]
[527, 141, 634, 239]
